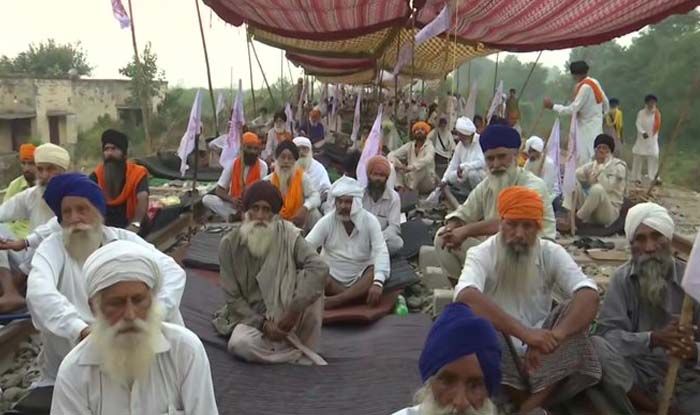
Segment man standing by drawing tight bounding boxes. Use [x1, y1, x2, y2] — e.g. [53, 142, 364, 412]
[456, 186, 601, 413]
[544, 60, 609, 165]
[262, 111, 293, 164]
[505, 88, 521, 134]
[215, 181, 327, 365]
[392, 303, 501, 415]
[90, 129, 149, 231]
[523, 136, 561, 209]
[363, 156, 403, 255]
[203, 132, 268, 221]
[294, 136, 331, 199]
[632, 94, 662, 184]
[389, 121, 436, 194]
[427, 115, 455, 166]
[435, 125, 555, 280]
[595, 203, 700, 414]
[440, 117, 486, 199]
[27, 173, 185, 386]
[51, 241, 217, 415]
[604, 97, 624, 157]
[306, 177, 390, 309]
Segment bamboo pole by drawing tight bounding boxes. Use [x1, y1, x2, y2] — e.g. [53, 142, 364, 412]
[194, 0, 219, 136]
[126, 0, 153, 154]
[248, 35, 277, 108]
[516, 51, 542, 105]
[245, 29, 257, 114]
[492, 52, 499, 95]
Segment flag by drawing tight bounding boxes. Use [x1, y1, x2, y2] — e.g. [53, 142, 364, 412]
[350, 90, 362, 142]
[682, 232, 700, 302]
[177, 90, 202, 176]
[285, 102, 295, 133]
[331, 84, 341, 120]
[215, 92, 225, 116]
[562, 113, 578, 196]
[545, 118, 562, 189]
[486, 80, 503, 123]
[111, 0, 131, 29]
[393, 5, 451, 75]
[464, 80, 478, 119]
[356, 104, 384, 186]
[219, 80, 245, 168]
[295, 79, 308, 123]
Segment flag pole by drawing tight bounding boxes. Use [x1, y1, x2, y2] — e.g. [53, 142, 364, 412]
[126, 0, 153, 154]
[192, 133, 199, 193]
[194, 0, 219, 136]
[245, 27, 257, 114]
[516, 51, 542, 105]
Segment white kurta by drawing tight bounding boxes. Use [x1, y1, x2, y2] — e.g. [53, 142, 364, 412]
[633, 108, 660, 157]
[442, 136, 485, 185]
[427, 128, 455, 159]
[26, 226, 186, 386]
[524, 156, 561, 199]
[304, 159, 332, 196]
[553, 78, 609, 166]
[0, 185, 54, 231]
[262, 128, 292, 161]
[51, 323, 218, 415]
[391, 405, 421, 415]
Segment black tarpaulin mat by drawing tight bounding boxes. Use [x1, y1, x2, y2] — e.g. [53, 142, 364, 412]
[561, 198, 632, 237]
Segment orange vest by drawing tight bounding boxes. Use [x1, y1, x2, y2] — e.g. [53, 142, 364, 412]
[94, 161, 148, 222]
[653, 109, 662, 135]
[229, 157, 262, 198]
[271, 168, 304, 220]
[574, 78, 604, 104]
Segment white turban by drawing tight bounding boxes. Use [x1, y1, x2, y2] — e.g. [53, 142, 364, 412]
[455, 117, 476, 136]
[624, 202, 674, 241]
[35, 143, 70, 170]
[83, 240, 161, 299]
[525, 136, 544, 153]
[330, 176, 364, 216]
[293, 136, 312, 149]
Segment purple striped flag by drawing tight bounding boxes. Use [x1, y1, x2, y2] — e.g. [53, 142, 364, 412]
[219, 80, 245, 167]
[350, 90, 362, 143]
[111, 0, 131, 29]
[356, 104, 384, 186]
[177, 90, 202, 176]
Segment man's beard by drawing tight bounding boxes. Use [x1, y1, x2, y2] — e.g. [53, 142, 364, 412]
[335, 210, 352, 222]
[368, 179, 386, 200]
[104, 157, 126, 199]
[91, 303, 163, 386]
[23, 171, 36, 185]
[274, 164, 293, 195]
[491, 234, 540, 305]
[296, 155, 312, 171]
[414, 383, 496, 415]
[243, 152, 258, 166]
[239, 214, 275, 258]
[634, 248, 674, 310]
[63, 221, 104, 265]
[487, 163, 517, 195]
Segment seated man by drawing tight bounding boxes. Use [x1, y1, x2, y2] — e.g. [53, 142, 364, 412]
[427, 115, 455, 166]
[435, 125, 555, 280]
[27, 173, 185, 386]
[215, 181, 327, 365]
[559, 133, 627, 230]
[51, 241, 217, 414]
[306, 176, 390, 309]
[363, 156, 403, 255]
[203, 132, 267, 221]
[440, 116, 486, 199]
[90, 129, 149, 231]
[293, 136, 331, 199]
[265, 140, 321, 230]
[523, 136, 561, 209]
[262, 110, 293, 164]
[455, 186, 601, 413]
[392, 303, 501, 415]
[595, 203, 700, 414]
[389, 121, 436, 194]
[298, 108, 326, 148]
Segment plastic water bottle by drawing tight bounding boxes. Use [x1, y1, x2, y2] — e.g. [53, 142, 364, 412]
[394, 295, 408, 316]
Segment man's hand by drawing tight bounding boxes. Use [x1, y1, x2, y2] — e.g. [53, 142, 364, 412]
[643, 132, 649, 139]
[366, 284, 383, 307]
[438, 225, 468, 250]
[394, 164, 406, 173]
[438, 181, 447, 189]
[277, 311, 301, 333]
[543, 97, 554, 110]
[457, 166, 464, 179]
[79, 327, 91, 341]
[0, 238, 27, 251]
[524, 348, 542, 373]
[291, 206, 309, 228]
[405, 165, 415, 173]
[231, 197, 243, 211]
[522, 328, 559, 354]
[263, 320, 288, 342]
[651, 319, 696, 361]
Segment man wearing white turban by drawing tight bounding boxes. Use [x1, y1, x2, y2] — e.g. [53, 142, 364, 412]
[51, 241, 218, 415]
[595, 202, 700, 414]
[523, 136, 561, 209]
[306, 176, 390, 309]
[440, 117, 486, 199]
[293, 136, 331, 198]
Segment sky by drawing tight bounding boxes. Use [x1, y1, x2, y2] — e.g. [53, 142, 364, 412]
[2, 0, 639, 90]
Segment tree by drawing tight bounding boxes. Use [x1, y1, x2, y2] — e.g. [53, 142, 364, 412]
[0, 39, 92, 78]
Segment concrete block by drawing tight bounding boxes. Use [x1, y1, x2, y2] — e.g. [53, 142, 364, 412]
[423, 266, 452, 290]
[432, 288, 455, 317]
[419, 245, 441, 274]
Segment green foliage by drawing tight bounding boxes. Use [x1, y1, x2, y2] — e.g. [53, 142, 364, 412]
[118, 42, 166, 106]
[0, 39, 92, 78]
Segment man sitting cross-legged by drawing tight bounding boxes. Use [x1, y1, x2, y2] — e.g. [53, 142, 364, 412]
[214, 181, 328, 365]
[439, 116, 486, 200]
[363, 155, 404, 255]
[51, 241, 218, 415]
[455, 186, 601, 413]
[389, 121, 437, 194]
[306, 176, 390, 309]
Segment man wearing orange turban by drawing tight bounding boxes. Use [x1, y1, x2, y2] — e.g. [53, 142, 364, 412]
[364, 155, 403, 254]
[4, 144, 37, 205]
[203, 132, 268, 221]
[455, 186, 602, 413]
[299, 107, 326, 147]
[388, 121, 437, 193]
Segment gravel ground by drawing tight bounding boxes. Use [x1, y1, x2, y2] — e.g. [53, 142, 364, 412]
[0, 332, 41, 412]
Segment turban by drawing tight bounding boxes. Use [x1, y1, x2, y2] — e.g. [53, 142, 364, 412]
[411, 121, 432, 135]
[84, 240, 161, 299]
[19, 144, 36, 162]
[242, 132, 261, 147]
[310, 109, 321, 121]
[624, 202, 674, 241]
[242, 180, 283, 214]
[43, 173, 106, 223]
[594, 134, 615, 152]
[525, 136, 545, 153]
[35, 143, 70, 170]
[293, 136, 312, 149]
[366, 155, 391, 177]
[479, 124, 520, 153]
[569, 60, 589, 75]
[101, 129, 129, 153]
[497, 186, 544, 227]
[455, 117, 476, 136]
[275, 139, 300, 160]
[419, 303, 501, 396]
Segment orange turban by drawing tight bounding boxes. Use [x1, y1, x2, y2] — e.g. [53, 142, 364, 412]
[310, 109, 321, 121]
[366, 155, 391, 177]
[412, 121, 432, 135]
[242, 132, 261, 147]
[19, 143, 36, 162]
[497, 186, 543, 227]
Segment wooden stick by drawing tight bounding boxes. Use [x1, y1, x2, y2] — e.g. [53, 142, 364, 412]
[570, 189, 577, 236]
[249, 36, 277, 108]
[192, 133, 199, 192]
[245, 28, 257, 114]
[492, 52, 499, 96]
[194, 0, 219, 136]
[536, 133, 552, 177]
[126, 0, 153, 154]
[527, 106, 545, 138]
[516, 51, 542, 105]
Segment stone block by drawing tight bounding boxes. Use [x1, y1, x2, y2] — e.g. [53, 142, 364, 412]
[432, 288, 454, 317]
[419, 245, 441, 274]
[423, 266, 452, 290]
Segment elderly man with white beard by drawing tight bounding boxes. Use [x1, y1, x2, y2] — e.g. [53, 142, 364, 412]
[214, 180, 328, 365]
[51, 240, 218, 415]
[306, 176, 390, 310]
[26, 173, 185, 387]
[435, 125, 555, 281]
[293, 136, 331, 199]
[594, 202, 700, 415]
[392, 303, 501, 415]
[455, 186, 601, 414]
[439, 117, 486, 200]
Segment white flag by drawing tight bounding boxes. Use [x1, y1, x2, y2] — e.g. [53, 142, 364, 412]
[464, 80, 478, 119]
[356, 104, 384, 186]
[295, 80, 308, 123]
[393, 5, 451, 75]
[546, 118, 562, 190]
[284, 102, 295, 133]
[486, 80, 503, 123]
[219, 80, 245, 168]
[177, 89, 202, 176]
[350, 90, 362, 142]
[111, 0, 130, 29]
[562, 113, 578, 196]
[215, 92, 225, 116]
[682, 232, 700, 302]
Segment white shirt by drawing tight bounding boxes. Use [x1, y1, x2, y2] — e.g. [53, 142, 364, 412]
[454, 235, 597, 352]
[442, 136, 485, 184]
[262, 128, 292, 161]
[633, 108, 660, 156]
[27, 226, 186, 386]
[0, 185, 54, 231]
[306, 209, 390, 284]
[428, 128, 455, 159]
[263, 172, 321, 211]
[362, 187, 401, 234]
[216, 158, 269, 190]
[388, 140, 436, 176]
[392, 405, 422, 415]
[304, 158, 332, 196]
[524, 156, 561, 198]
[51, 323, 218, 415]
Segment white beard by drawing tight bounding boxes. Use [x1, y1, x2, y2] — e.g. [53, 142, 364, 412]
[635, 253, 673, 309]
[91, 303, 163, 386]
[239, 214, 275, 258]
[296, 155, 312, 171]
[486, 163, 517, 196]
[63, 222, 104, 266]
[491, 234, 540, 305]
[274, 164, 293, 195]
[414, 384, 497, 415]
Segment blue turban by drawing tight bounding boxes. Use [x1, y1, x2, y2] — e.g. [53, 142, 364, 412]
[479, 124, 521, 153]
[419, 303, 502, 396]
[43, 173, 106, 223]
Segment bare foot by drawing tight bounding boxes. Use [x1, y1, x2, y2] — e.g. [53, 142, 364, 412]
[0, 294, 26, 314]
